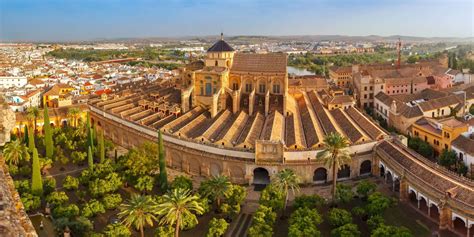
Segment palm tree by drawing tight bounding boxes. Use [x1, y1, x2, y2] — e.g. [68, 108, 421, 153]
[26, 107, 41, 134]
[118, 194, 157, 237]
[199, 175, 231, 209]
[2, 140, 30, 166]
[67, 107, 81, 127]
[156, 188, 204, 237]
[317, 132, 351, 201]
[272, 169, 300, 216]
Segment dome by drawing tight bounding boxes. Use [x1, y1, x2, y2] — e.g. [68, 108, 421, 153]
[207, 33, 234, 52]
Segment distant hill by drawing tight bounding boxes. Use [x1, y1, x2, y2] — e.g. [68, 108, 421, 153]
[6, 34, 473, 44]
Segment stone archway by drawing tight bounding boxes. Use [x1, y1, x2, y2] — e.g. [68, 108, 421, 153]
[419, 196, 428, 214]
[408, 190, 417, 207]
[210, 163, 221, 177]
[386, 171, 393, 185]
[359, 160, 371, 176]
[313, 167, 327, 183]
[393, 178, 400, 192]
[253, 167, 270, 185]
[188, 158, 200, 175]
[429, 204, 439, 222]
[452, 217, 467, 236]
[229, 166, 245, 183]
[337, 165, 350, 180]
[171, 154, 182, 171]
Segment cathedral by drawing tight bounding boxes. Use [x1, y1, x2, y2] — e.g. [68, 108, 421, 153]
[179, 33, 288, 118]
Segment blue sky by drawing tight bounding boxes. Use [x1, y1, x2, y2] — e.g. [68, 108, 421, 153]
[0, 0, 473, 41]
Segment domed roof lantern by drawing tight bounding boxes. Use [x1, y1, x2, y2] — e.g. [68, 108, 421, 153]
[207, 33, 234, 52]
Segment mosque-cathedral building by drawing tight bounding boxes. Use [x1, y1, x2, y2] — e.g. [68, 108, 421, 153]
[77, 36, 473, 235]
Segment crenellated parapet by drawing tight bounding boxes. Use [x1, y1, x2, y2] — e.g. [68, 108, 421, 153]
[0, 157, 37, 237]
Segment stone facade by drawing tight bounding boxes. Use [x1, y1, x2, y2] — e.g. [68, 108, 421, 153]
[90, 108, 374, 185]
[0, 158, 37, 237]
[0, 96, 15, 146]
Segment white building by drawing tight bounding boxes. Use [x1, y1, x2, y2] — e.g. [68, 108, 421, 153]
[451, 135, 474, 173]
[446, 68, 473, 84]
[7, 89, 42, 112]
[0, 76, 28, 89]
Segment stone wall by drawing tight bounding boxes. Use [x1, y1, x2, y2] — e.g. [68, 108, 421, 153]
[91, 106, 375, 185]
[0, 157, 37, 237]
[0, 96, 15, 146]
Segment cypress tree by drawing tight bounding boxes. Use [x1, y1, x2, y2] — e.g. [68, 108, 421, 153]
[43, 106, 54, 159]
[99, 130, 105, 163]
[86, 112, 94, 151]
[31, 148, 43, 195]
[23, 125, 29, 145]
[28, 125, 35, 152]
[88, 146, 94, 170]
[158, 130, 168, 190]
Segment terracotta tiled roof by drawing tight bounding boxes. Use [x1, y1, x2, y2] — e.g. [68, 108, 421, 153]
[377, 141, 474, 206]
[330, 109, 363, 143]
[231, 53, 287, 73]
[328, 95, 353, 105]
[43, 83, 73, 96]
[417, 95, 461, 112]
[329, 66, 352, 73]
[296, 96, 319, 147]
[375, 92, 394, 107]
[452, 135, 474, 156]
[345, 107, 384, 140]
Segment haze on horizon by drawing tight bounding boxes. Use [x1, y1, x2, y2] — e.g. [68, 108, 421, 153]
[0, 0, 473, 42]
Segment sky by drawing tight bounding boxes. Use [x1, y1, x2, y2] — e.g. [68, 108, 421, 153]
[0, 0, 473, 42]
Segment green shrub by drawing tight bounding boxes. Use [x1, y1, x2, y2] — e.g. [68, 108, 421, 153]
[20, 193, 41, 212]
[171, 175, 193, 190]
[248, 205, 276, 237]
[103, 223, 131, 237]
[46, 191, 69, 206]
[259, 184, 285, 211]
[367, 215, 385, 231]
[327, 208, 352, 227]
[14, 179, 31, 195]
[293, 194, 326, 209]
[288, 207, 322, 237]
[82, 199, 106, 218]
[43, 177, 56, 195]
[335, 184, 353, 204]
[205, 218, 229, 237]
[331, 223, 360, 237]
[102, 193, 122, 210]
[154, 226, 174, 237]
[63, 175, 79, 190]
[356, 180, 376, 199]
[52, 204, 80, 219]
[365, 192, 395, 217]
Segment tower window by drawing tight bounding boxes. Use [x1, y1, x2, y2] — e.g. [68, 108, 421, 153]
[259, 84, 266, 93]
[232, 83, 239, 90]
[245, 83, 252, 93]
[215, 61, 218, 66]
[273, 84, 280, 94]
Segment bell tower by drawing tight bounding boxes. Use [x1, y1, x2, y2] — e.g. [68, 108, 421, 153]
[205, 33, 235, 69]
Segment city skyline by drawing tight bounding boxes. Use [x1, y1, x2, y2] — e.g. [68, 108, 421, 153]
[1, 0, 473, 42]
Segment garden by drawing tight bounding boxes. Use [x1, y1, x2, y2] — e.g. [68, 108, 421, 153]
[3, 108, 247, 237]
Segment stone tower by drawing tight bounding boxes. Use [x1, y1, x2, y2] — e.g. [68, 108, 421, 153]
[0, 96, 15, 146]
